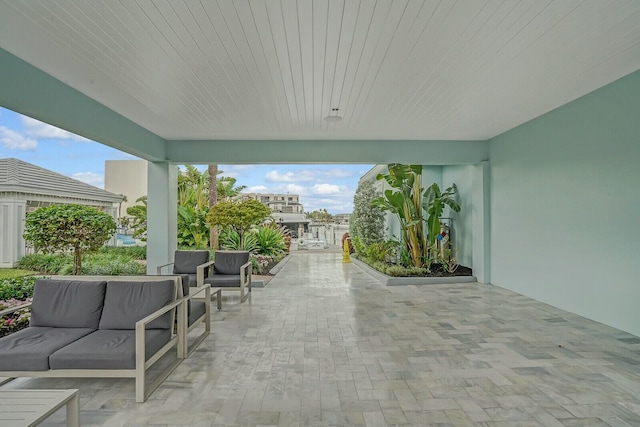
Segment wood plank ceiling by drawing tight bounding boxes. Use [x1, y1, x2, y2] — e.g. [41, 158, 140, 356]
[1, 0, 640, 140]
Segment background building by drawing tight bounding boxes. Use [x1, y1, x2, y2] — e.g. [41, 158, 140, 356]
[0, 158, 122, 267]
[243, 192, 303, 214]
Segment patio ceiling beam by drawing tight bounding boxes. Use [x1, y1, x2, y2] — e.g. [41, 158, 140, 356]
[0, 48, 166, 162]
[166, 139, 488, 165]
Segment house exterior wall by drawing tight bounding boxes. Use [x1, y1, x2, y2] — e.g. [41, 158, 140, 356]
[0, 197, 26, 268]
[489, 69, 640, 337]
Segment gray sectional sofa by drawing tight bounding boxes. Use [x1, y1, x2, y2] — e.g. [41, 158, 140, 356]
[0, 275, 188, 402]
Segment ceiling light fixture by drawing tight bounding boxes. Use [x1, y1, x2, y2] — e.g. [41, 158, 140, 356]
[324, 108, 342, 122]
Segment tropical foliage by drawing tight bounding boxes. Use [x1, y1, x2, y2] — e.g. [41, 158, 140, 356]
[16, 249, 146, 276]
[208, 199, 271, 250]
[126, 196, 148, 240]
[350, 180, 385, 248]
[371, 164, 460, 271]
[126, 166, 246, 248]
[23, 204, 117, 275]
[305, 209, 334, 223]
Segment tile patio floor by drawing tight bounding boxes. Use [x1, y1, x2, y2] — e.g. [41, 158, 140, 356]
[4, 252, 640, 426]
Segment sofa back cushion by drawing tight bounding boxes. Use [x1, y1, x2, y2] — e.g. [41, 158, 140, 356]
[213, 251, 250, 275]
[173, 250, 209, 274]
[30, 279, 107, 328]
[99, 280, 175, 330]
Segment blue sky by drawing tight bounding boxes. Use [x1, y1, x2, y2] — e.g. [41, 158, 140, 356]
[0, 107, 371, 213]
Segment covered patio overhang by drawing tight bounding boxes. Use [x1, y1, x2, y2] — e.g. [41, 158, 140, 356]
[0, 47, 492, 282]
[1, 1, 639, 336]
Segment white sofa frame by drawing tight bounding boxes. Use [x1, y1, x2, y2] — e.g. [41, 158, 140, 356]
[197, 259, 252, 302]
[0, 275, 186, 403]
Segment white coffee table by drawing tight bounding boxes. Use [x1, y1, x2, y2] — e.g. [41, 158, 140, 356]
[0, 389, 79, 426]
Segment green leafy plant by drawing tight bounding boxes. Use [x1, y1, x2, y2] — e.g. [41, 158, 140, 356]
[350, 180, 385, 247]
[23, 204, 117, 275]
[97, 245, 147, 260]
[207, 199, 271, 250]
[126, 196, 148, 240]
[352, 235, 366, 256]
[218, 228, 259, 253]
[254, 225, 286, 256]
[372, 164, 426, 268]
[423, 183, 460, 253]
[0, 276, 38, 300]
[439, 248, 459, 274]
[365, 240, 396, 263]
[372, 165, 461, 271]
[305, 209, 334, 223]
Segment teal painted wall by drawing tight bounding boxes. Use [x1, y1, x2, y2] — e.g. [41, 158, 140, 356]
[442, 165, 474, 268]
[489, 70, 640, 336]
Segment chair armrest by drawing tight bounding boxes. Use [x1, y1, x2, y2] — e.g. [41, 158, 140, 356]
[0, 301, 32, 317]
[196, 260, 216, 286]
[136, 298, 183, 327]
[135, 297, 186, 362]
[156, 262, 175, 275]
[188, 283, 211, 300]
[240, 261, 252, 284]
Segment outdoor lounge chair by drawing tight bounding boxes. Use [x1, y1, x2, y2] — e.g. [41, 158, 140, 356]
[156, 250, 212, 355]
[198, 250, 252, 302]
[156, 250, 210, 288]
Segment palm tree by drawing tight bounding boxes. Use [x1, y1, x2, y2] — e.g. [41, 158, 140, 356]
[208, 164, 218, 249]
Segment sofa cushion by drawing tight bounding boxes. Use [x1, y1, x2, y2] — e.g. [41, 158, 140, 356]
[30, 279, 107, 328]
[99, 280, 175, 330]
[173, 250, 209, 274]
[213, 251, 249, 275]
[204, 274, 242, 287]
[0, 327, 95, 371]
[49, 329, 171, 370]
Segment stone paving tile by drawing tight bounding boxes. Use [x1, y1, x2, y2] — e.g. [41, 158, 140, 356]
[4, 252, 640, 426]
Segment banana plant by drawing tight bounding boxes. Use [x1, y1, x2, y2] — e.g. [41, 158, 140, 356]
[372, 164, 426, 267]
[422, 183, 460, 256]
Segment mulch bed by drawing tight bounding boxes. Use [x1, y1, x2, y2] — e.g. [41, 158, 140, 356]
[425, 263, 473, 277]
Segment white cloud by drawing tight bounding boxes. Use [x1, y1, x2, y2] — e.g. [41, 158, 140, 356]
[245, 185, 268, 192]
[284, 184, 307, 194]
[22, 116, 89, 142]
[311, 183, 341, 195]
[70, 172, 104, 188]
[0, 126, 38, 150]
[265, 170, 297, 182]
[265, 168, 355, 183]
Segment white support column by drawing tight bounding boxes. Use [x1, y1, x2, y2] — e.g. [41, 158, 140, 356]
[0, 198, 27, 268]
[146, 161, 178, 275]
[472, 161, 491, 283]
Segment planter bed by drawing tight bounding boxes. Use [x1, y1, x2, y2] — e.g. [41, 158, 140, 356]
[352, 257, 477, 286]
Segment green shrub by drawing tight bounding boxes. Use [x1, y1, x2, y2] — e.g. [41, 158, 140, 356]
[0, 276, 38, 300]
[16, 253, 72, 274]
[16, 252, 145, 275]
[365, 240, 396, 263]
[98, 245, 147, 260]
[254, 226, 286, 256]
[219, 228, 258, 253]
[385, 265, 427, 277]
[352, 235, 366, 256]
[75, 253, 145, 275]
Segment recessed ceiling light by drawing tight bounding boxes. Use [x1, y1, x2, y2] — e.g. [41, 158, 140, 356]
[324, 107, 342, 122]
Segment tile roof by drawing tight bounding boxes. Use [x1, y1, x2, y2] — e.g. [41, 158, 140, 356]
[0, 158, 122, 203]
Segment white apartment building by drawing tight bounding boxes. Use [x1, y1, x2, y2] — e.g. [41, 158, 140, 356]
[243, 192, 304, 214]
